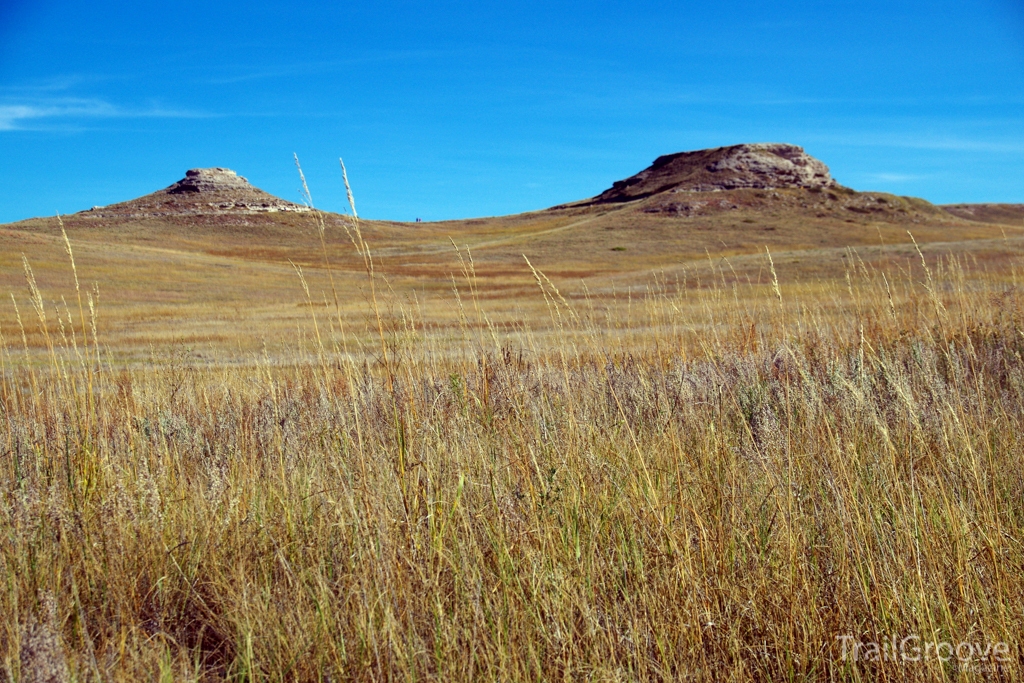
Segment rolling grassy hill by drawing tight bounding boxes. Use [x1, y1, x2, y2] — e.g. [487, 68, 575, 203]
[2, 146, 1021, 361]
[3, 146, 1024, 680]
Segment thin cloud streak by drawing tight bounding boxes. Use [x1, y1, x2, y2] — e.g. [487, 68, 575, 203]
[0, 97, 211, 131]
[0, 74, 116, 94]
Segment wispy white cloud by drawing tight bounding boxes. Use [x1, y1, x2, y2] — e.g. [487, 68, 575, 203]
[0, 74, 113, 94]
[0, 97, 209, 131]
[0, 105, 38, 130]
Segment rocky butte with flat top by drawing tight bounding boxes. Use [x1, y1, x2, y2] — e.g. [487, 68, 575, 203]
[588, 143, 839, 204]
[83, 168, 311, 218]
[56, 147, 1022, 230]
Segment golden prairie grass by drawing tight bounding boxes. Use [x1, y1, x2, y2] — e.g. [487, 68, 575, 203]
[2, 189, 1024, 681]
[6, 183, 1018, 361]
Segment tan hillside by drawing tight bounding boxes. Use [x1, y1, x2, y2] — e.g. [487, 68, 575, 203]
[942, 202, 1024, 225]
[2, 147, 1022, 359]
[3, 147, 1024, 681]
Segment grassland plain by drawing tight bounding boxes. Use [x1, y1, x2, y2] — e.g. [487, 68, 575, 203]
[3, 182, 1021, 362]
[2, 176, 1024, 680]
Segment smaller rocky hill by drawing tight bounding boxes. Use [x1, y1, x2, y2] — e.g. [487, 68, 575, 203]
[586, 143, 838, 204]
[80, 168, 310, 219]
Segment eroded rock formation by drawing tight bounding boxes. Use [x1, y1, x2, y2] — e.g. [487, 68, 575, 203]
[590, 143, 839, 204]
[79, 167, 311, 218]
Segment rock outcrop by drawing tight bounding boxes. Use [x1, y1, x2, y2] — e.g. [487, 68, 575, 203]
[589, 144, 838, 204]
[166, 168, 256, 195]
[80, 168, 311, 218]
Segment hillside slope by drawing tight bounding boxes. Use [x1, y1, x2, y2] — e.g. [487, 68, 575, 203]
[2, 148, 1022, 358]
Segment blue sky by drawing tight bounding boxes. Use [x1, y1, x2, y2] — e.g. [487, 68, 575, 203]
[1, 0, 1022, 223]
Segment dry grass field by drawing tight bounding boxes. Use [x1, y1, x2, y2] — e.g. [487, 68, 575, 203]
[2, 174, 1024, 680]
[3, 183, 1020, 360]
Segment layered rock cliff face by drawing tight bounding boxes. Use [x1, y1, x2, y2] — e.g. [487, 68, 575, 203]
[166, 168, 257, 195]
[589, 143, 838, 204]
[82, 168, 310, 217]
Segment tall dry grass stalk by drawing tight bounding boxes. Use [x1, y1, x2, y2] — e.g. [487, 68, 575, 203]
[1, 185, 1023, 681]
